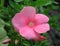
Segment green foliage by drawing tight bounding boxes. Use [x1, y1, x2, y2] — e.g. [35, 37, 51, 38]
[14, 0, 23, 2]
[0, 19, 8, 46]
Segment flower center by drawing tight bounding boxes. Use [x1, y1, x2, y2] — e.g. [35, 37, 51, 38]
[29, 22, 34, 27]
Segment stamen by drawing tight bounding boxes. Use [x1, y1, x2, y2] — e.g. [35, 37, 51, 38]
[29, 22, 34, 27]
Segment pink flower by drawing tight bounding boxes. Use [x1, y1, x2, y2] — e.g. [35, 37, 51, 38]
[2, 38, 11, 44]
[12, 6, 50, 41]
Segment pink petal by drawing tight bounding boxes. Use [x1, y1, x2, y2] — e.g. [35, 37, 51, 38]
[19, 26, 38, 40]
[33, 36, 46, 41]
[34, 14, 49, 24]
[32, 30, 46, 41]
[19, 26, 46, 41]
[34, 23, 50, 33]
[2, 38, 11, 44]
[20, 6, 36, 20]
[12, 13, 27, 32]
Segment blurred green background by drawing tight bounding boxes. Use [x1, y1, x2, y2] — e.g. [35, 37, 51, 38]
[0, 0, 60, 46]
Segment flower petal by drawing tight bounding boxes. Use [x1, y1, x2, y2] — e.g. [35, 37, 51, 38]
[2, 38, 11, 44]
[32, 30, 46, 41]
[34, 23, 50, 33]
[35, 14, 49, 24]
[19, 26, 46, 41]
[20, 6, 36, 20]
[12, 13, 27, 32]
[19, 26, 38, 40]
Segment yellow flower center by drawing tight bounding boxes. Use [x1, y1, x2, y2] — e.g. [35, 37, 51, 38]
[29, 22, 34, 27]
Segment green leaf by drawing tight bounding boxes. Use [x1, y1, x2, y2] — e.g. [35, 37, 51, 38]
[0, 19, 8, 46]
[0, 28, 8, 42]
[14, 0, 23, 2]
[9, 0, 22, 12]
[0, 19, 5, 27]
[0, 0, 4, 7]
[36, 0, 54, 6]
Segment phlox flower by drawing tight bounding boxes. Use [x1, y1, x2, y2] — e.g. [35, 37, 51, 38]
[12, 6, 50, 41]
